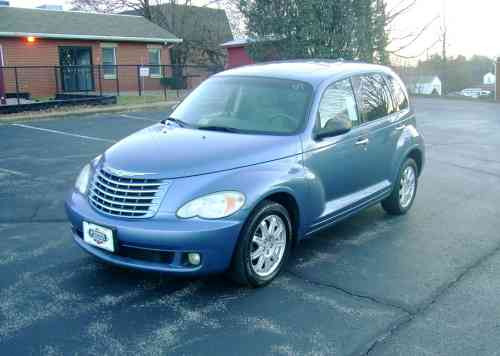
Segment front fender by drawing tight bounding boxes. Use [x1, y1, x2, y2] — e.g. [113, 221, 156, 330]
[159, 155, 311, 237]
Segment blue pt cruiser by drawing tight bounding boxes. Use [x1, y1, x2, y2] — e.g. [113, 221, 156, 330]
[66, 61, 425, 287]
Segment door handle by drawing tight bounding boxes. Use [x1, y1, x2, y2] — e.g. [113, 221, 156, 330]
[355, 138, 369, 146]
[395, 124, 406, 131]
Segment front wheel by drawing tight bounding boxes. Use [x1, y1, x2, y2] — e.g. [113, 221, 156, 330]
[382, 158, 418, 215]
[229, 201, 292, 287]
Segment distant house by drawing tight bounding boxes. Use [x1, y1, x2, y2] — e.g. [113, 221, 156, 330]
[0, 6, 181, 97]
[125, 4, 233, 67]
[483, 72, 496, 85]
[402, 75, 442, 96]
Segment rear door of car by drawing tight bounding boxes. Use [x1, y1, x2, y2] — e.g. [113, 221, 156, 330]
[351, 73, 396, 194]
[383, 73, 414, 179]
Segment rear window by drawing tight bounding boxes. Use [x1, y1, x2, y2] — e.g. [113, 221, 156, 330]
[352, 74, 394, 123]
[386, 75, 409, 111]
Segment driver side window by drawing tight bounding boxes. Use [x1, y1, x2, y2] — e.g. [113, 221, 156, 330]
[317, 79, 359, 130]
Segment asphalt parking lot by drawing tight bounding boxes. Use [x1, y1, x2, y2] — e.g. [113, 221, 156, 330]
[1, 97, 499, 356]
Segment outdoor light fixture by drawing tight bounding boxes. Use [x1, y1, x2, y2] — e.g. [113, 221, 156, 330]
[26, 36, 36, 43]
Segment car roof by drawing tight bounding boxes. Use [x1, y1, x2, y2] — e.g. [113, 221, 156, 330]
[215, 60, 395, 87]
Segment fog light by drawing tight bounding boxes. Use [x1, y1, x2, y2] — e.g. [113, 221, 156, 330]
[187, 253, 201, 266]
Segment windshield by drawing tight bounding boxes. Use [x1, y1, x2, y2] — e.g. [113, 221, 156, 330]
[170, 76, 313, 135]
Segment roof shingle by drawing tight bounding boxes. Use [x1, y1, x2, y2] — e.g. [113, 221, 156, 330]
[0, 7, 181, 43]
[124, 4, 232, 44]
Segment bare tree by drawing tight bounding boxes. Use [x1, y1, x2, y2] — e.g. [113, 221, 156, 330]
[386, 0, 416, 24]
[71, 0, 153, 18]
[384, 0, 441, 60]
[70, 0, 234, 66]
[70, 0, 125, 13]
[209, 0, 245, 38]
[145, 1, 233, 66]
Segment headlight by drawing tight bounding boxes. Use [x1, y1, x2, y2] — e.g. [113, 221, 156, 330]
[177, 191, 245, 219]
[75, 163, 92, 195]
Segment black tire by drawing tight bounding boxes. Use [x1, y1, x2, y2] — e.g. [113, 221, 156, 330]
[382, 158, 419, 215]
[229, 200, 293, 287]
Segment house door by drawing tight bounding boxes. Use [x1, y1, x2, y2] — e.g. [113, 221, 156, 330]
[59, 46, 94, 92]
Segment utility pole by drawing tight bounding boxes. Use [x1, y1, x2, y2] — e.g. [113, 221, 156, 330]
[441, 0, 448, 95]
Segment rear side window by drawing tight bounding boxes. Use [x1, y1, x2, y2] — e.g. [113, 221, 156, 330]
[352, 74, 394, 122]
[386, 75, 409, 111]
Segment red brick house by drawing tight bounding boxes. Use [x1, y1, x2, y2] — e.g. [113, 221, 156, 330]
[221, 37, 282, 69]
[0, 6, 181, 98]
[220, 39, 255, 69]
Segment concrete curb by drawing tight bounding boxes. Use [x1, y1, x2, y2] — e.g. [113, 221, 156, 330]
[410, 94, 498, 105]
[0, 101, 177, 123]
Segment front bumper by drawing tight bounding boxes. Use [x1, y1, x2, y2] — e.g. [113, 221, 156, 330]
[65, 192, 244, 275]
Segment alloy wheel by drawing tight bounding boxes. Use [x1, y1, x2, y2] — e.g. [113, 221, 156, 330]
[399, 165, 416, 209]
[250, 214, 287, 277]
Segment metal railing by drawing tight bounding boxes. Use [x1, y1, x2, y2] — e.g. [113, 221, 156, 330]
[0, 64, 222, 105]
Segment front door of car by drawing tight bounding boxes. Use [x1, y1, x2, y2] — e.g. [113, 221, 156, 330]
[303, 78, 371, 226]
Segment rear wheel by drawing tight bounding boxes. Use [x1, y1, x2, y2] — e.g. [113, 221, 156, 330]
[229, 200, 292, 287]
[382, 158, 418, 215]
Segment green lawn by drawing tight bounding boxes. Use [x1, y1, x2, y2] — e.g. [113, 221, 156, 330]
[116, 91, 187, 106]
[31, 96, 54, 102]
[116, 95, 166, 106]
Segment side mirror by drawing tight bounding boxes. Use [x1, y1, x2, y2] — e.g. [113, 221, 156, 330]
[315, 118, 352, 140]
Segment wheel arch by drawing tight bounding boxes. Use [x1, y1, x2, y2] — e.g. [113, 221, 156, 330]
[406, 147, 424, 176]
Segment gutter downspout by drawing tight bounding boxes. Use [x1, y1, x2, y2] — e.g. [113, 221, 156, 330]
[0, 45, 5, 105]
[496, 58, 499, 102]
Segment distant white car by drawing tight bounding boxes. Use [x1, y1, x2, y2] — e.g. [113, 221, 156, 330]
[461, 88, 482, 98]
[460, 88, 492, 99]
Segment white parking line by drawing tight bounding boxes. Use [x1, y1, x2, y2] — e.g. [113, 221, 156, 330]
[120, 114, 158, 122]
[0, 167, 29, 177]
[11, 123, 116, 143]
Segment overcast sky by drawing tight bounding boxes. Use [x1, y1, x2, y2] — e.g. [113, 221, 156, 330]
[386, 0, 500, 61]
[9, 0, 500, 60]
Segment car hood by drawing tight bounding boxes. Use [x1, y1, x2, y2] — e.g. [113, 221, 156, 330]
[101, 124, 302, 179]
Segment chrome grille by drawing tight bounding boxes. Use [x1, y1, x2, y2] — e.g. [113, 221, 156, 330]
[88, 168, 168, 218]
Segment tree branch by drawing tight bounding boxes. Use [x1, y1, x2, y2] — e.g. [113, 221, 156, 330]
[390, 38, 441, 59]
[386, 0, 416, 24]
[388, 15, 439, 53]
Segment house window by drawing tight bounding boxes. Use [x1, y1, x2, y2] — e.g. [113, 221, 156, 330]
[102, 47, 117, 79]
[148, 48, 161, 77]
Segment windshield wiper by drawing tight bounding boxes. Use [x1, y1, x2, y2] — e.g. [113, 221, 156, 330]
[161, 117, 190, 128]
[197, 125, 242, 133]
